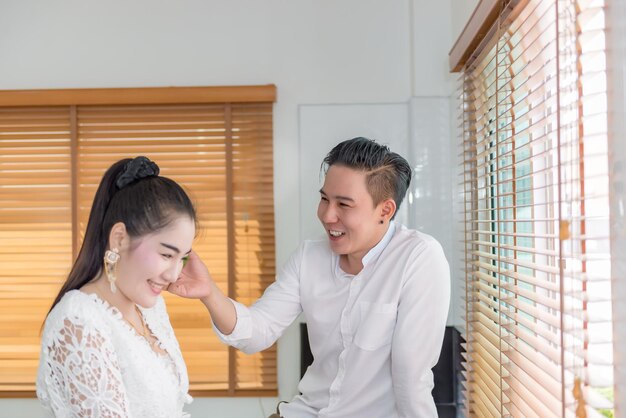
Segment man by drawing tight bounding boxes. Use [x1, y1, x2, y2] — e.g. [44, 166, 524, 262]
[174, 137, 450, 417]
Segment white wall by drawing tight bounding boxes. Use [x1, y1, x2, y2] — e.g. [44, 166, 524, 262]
[0, 0, 464, 416]
[450, 0, 480, 44]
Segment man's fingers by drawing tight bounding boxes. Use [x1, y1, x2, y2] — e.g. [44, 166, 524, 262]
[169, 283, 185, 296]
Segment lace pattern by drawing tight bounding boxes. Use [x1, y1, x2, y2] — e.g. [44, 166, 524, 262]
[37, 291, 191, 418]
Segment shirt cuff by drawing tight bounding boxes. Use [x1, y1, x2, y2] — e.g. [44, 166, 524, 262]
[212, 299, 252, 343]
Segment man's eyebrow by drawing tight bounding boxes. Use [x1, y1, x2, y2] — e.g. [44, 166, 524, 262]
[319, 189, 355, 202]
[160, 243, 192, 255]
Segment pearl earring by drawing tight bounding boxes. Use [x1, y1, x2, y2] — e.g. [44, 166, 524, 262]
[103, 248, 120, 293]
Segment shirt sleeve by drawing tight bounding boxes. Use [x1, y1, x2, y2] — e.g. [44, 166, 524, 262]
[212, 243, 305, 354]
[391, 238, 451, 418]
[39, 317, 131, 418]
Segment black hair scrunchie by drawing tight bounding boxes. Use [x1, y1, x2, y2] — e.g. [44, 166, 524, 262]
[115, 156, 160, 189]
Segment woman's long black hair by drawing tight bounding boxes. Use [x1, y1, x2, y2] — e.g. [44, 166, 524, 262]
[46, 157, 196, 316]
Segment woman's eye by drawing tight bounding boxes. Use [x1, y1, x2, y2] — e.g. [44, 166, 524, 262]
[182, 256, 189, 267]
[320, 196, 328, 202]
[162, 254, 173, 259]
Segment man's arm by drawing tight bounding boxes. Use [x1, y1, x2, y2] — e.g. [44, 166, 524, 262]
[171, 245, 305, 354]
[391, 238, 451, 418]
[200, 278, 238, 335]
[169, 251, 237, 335]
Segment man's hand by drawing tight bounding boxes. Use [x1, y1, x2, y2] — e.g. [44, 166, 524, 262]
[168, 251, 213, 299]
[170, 250, 237, 335]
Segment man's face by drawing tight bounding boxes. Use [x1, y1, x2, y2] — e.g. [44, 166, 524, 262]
[317, 165, 389, 262]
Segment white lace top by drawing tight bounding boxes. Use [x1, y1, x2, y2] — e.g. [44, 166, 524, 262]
[37, 290, 192, 418]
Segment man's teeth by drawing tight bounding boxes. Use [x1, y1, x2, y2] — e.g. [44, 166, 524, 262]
[329, 230, 345, 237]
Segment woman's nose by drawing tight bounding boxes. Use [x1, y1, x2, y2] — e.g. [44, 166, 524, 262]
[162, 262, 180, 283]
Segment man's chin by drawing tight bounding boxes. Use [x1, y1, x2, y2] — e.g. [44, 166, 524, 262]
[328, 242, 349, 256]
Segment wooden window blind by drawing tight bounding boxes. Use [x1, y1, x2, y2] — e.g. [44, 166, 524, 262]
[458, 1, 613, 417]
[0, 85, 277, 396]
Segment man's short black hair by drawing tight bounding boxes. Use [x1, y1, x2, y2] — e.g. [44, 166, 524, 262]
[322, 137, 412, 218]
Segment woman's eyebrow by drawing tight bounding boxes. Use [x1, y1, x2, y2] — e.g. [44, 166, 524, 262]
[160, 242, 193, 255]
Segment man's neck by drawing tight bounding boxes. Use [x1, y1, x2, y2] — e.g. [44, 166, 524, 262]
[339, 254, 365, 275]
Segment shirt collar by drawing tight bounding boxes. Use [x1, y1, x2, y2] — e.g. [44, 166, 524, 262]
[361, 220, 396, 267]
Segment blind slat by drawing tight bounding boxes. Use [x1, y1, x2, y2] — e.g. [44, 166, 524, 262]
[460, 0, 613, 415]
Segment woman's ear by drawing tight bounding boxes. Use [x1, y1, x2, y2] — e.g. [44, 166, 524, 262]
[380, 198, 397, 222]
[108, 222, 129, 251]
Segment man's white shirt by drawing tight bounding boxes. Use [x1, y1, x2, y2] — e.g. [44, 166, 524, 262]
[213, 222, 450, 418]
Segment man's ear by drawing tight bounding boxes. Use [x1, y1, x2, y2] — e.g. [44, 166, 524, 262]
[379, 198, 397, 222]
[108, 222, 129, 251]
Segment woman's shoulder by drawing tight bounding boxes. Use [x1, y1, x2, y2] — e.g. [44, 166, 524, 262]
[43, 290, 109, 335]
[50, 289, 105, 314]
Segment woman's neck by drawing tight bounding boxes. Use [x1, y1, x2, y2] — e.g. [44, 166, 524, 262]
[82, 275, 136, 318]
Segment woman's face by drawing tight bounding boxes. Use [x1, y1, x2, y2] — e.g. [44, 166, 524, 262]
[115, 215, 195, 308]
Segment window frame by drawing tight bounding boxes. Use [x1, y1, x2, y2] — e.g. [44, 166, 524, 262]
[0, 85, 278, 398]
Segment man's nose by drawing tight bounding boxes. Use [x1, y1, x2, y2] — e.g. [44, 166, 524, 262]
[321, 204, 338, 224]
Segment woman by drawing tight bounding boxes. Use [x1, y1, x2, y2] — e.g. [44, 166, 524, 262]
[37, 156, 196, 417]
